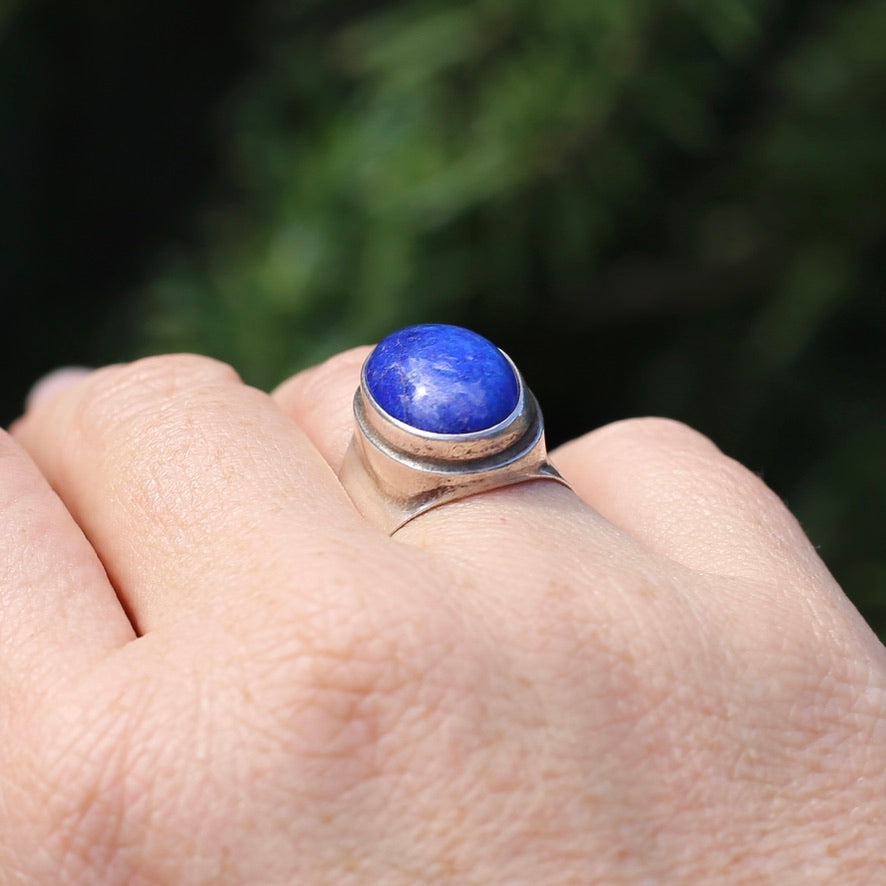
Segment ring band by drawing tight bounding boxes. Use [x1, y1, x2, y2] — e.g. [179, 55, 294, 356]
[338, 324, 570, 534]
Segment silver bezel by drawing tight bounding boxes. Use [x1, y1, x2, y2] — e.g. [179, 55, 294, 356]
[339, 348, 568, 534]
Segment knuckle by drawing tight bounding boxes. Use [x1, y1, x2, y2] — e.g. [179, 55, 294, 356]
[66, 354, 240, 450]
[82, 354, 238, 425]
[277, 346, 370, 404]
[47, 354, 245, 516]
[122, 352, 239, 385]
[314, 346, 373, 382]
[603, 416, 718, 451]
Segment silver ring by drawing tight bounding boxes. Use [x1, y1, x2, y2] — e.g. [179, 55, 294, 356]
[338, 324, 570, 534]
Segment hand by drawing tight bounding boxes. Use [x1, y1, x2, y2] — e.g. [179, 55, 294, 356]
[3, 352, 884, 883]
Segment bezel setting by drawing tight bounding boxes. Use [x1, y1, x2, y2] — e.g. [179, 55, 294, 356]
[339, 348, 568, 533]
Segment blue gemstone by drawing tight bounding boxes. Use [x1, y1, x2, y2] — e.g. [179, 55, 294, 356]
[364, 324, 520, 433]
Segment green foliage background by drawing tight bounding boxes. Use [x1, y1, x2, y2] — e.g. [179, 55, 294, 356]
[3, 0, 884, 633]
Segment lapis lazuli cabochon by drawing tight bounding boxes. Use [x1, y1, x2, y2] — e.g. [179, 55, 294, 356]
[364, 324, 520, 434]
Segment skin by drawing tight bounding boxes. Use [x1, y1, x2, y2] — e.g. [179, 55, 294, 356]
[1, 349, 884, 884]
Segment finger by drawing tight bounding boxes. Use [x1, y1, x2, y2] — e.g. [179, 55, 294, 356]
[272, 346, 372, 473]
[272, 348, 643, 576]
[552, 417, 834, 586]
[0, 431, 134, 697]
[12, 355, 383, 634]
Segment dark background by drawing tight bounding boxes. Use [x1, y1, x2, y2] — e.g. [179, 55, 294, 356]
[1, 1, 884, 634]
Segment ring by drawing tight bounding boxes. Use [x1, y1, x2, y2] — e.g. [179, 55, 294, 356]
[338, 323, 570, 534]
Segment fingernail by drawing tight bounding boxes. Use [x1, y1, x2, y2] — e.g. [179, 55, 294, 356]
[25, 366, 92, 411]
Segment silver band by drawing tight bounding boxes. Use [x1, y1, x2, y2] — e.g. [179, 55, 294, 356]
[339, 351, 569, 534]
